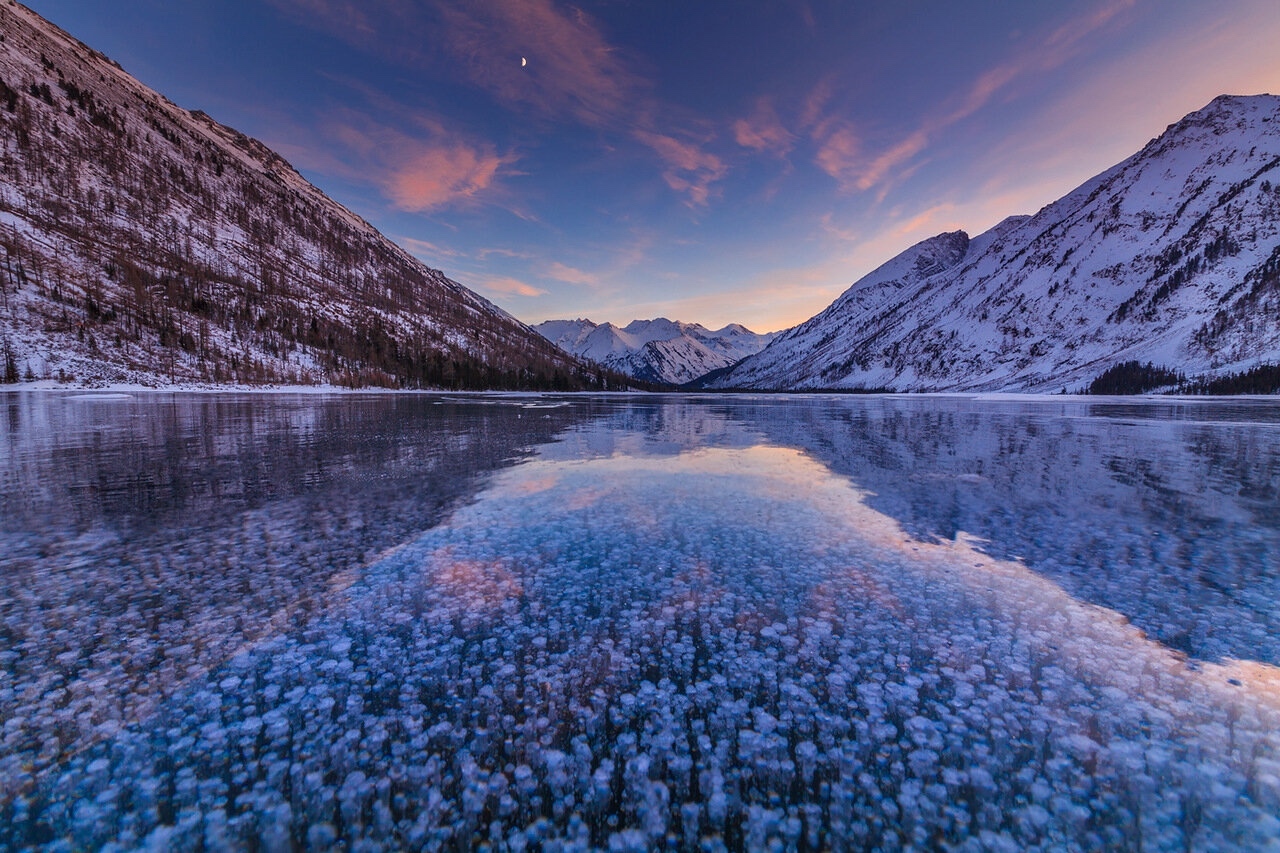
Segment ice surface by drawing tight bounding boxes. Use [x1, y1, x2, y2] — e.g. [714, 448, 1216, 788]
[2, 392, 1278, 850]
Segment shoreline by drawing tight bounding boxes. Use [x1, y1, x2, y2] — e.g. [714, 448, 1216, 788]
[3, 381, 1278, 402]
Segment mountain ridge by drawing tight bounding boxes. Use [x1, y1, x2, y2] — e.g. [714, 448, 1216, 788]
[534, 317, 777, 385]
[0, 1, 611, 390]
[711, 94, 1280, 392]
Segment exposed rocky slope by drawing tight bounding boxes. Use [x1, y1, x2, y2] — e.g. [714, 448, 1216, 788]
[0, 2, 605, 389]
[711, 95, 1280, 392]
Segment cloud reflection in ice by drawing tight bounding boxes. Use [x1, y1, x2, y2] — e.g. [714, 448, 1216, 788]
[11, 422, 1278, 850]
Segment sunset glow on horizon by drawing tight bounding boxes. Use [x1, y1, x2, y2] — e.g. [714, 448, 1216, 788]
[27, 0, 1280, 332]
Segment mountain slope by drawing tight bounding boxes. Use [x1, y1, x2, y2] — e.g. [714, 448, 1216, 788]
[0, 2, 602, 389]
[713, 95, 1280, 392]
[535, 317, 777, 385]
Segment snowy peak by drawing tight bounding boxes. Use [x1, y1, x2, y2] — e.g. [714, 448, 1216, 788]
[535, 319, 600, 352]
[1161, 94, 1278, 145]
[621, 318, 686, 342]
[831, 229, 970, 314]
[713, 94, 1280, 392]
[534, 317, 778, 385]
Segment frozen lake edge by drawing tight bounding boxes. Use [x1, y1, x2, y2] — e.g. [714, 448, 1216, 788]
[2, 391, 1278, 850]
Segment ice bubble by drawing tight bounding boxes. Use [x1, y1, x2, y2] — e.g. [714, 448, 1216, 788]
[307, 823, 338, 848]
[607, 828, 649, 852]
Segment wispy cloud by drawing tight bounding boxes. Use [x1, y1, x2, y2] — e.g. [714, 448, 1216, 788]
[428, 0, 645, 129]
[799, 77, 836, 131]
[733, 98, 794, 157]
[386, 142, 516, 212]
[284, 110, 519, 212]
[801, 0, 1138, 194]
[543, 262, 601, 287]
[477, 247, 536, 261]
[942, 0, 1137, 129]
[473, 274, 547, 298]
[818, 213, 861, 244]
[399, 236, 461, 263]
[634, 131, 728, 208]
[892, 203, 962, 237]
[798, 3, 817, 32]
[267, 0, 375, 36]
[791, 76, 865, 190]
[852, 130, 928, 192]
[812, 124, 861, 189]
[268, 0, 728, 207]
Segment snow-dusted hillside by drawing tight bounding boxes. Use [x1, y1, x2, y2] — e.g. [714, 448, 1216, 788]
[0, 3, 600, 389]
[712, 95, 1280, 391]
[535, 317, 777, 385]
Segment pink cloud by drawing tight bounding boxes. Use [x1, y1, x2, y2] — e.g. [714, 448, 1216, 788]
[818, 213, 861, 243]
[271, 0, 645, 129]
[894, 203, 962, 237]
[812, 124, 861, 188]
[432, 0, 645, 128]
[854, 130, 928, 192]
[800, 77, 837, 132]
[264, 0, 375, 36]
[943, 0, 1136, 128]
[801, 0, 1140, 195]
[1045, 0, 1137, 51]
[386, 144, 515, 212]
[474, 275, 546, 298]
[477, 247, 535, 261]
[733, 98, 795, 157]
[399, 237, 460, 262]
[305, 112, 518, 212]
[269, 0, 730, 208]
[799, 3, 817, 31]
[544, 262, 601, 287]
[634, 131, 727, 207]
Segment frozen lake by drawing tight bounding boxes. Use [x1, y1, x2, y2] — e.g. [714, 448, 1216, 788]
[2, 391, 1279, 850]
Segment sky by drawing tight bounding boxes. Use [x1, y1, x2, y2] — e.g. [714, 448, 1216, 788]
[23, 1, 1280, 332]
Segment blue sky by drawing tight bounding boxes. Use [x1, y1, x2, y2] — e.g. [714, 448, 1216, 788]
[24, 0, 1280, 331]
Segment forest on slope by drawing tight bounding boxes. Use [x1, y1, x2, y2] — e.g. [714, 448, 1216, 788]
[0, 2, 619, 390]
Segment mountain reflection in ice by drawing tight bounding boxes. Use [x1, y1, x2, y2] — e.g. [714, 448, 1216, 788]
[731, 396, 1280, 666]
[2, 392, 1279, 850]
[0, 393, 594, 814]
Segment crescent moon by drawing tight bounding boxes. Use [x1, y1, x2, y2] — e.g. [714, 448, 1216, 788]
[521, 57, 527, 67]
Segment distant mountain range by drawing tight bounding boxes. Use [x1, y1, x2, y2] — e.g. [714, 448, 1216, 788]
[0, 2, 607, 390]
[534, 318, 776, 385]
[709, 94, 1280, 392]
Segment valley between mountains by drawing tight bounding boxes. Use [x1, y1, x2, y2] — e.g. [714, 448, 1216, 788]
[3, 2, 1279, 393]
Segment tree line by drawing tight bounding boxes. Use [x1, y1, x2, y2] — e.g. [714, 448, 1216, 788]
[1086, 360, 1280, 396]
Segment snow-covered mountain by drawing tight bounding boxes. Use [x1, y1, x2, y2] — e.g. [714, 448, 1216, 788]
[535, 317, 777, 385]
[711, 95, 1280, 392]
[0, 2, 603, 389]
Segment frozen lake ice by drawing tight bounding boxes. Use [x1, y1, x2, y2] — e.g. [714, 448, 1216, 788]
[1, 391, 1279, 850]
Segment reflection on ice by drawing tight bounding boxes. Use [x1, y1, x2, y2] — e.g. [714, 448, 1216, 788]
[2, 393, 1279, 850]
[0, 393, 592, 817]
[8, 423, 1279, 848]
[734, 396, 1280, 665]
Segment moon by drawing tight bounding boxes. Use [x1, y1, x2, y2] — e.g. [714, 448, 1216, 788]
[521, 57, 527, 67]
